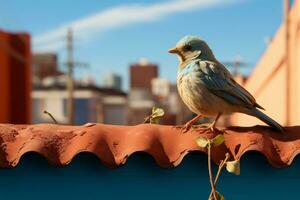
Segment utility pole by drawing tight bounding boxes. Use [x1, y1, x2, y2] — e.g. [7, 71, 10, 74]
[284, 0, 291, 126]
[67, 28, 74, 125]
[65, 28, 89, 125]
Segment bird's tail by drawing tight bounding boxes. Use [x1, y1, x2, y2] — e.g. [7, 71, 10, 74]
[247, 108, 283, 133]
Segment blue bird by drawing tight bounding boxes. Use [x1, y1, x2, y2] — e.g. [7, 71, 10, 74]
[168, 35, 283, 132]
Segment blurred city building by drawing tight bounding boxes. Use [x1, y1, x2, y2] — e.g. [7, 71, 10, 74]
[151, 78, 170, 98]
[0, 30, 31, 124]
[32, 53, 63, 84]
[228, 0, 300, 127]
[32, 50, 128, 125]
[80, 75, 96, 86]
[151, 78, 191, 124]
[103, 73, 122, 90]
[128, 58, 158, 124]
[151, 78, 176, 124]
[128, 58, 191, 125]
[130, 58, 158, 91]
[32, 84, 127, 125]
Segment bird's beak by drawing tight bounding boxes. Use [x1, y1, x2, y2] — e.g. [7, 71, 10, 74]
[168, 47, 179, 54]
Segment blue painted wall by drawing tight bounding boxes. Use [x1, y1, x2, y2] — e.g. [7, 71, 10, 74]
[0, 152, 298, 200]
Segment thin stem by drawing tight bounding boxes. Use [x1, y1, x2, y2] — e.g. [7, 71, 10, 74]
[214, 154, 230, 184]
[209, 153, 230, 198]
[143, 116, 150, 123]
[43, 110, 58, 124]
[207, 142, 217, 200]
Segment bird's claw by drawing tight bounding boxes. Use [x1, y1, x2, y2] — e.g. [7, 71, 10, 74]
[175, 124, 211, 133]
[208, 126, 216, 133]
[204, 123, 218, 133]
[176, 123, 218, 133]
[175, 124, 192, 133]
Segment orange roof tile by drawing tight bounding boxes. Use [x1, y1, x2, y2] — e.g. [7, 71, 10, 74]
[0, 123, 299, 168]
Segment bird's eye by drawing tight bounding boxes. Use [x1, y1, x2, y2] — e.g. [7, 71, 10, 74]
[183, 44, 192, 51]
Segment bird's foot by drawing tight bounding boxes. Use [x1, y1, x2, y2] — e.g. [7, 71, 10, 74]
[175, 114, 204, 133]
[175, 123, 219, 133]
[202, 112, 222, 133]
[175, 124, 192, 133]
[202, 123, 218, 133]
[175, 121, 200, 133]
[175, 124, 208, 133]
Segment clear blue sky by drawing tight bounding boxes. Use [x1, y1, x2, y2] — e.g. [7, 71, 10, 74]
[0, 0, 286, 90]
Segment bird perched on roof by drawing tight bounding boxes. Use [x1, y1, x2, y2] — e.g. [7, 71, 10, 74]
[168, 35, 283, 133]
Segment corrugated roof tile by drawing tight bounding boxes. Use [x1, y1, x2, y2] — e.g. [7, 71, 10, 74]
[0, 124, 299, 168]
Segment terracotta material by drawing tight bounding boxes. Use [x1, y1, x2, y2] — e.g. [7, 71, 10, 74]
[230, 0, 300, 127]
[0, 123, 299, 168]
[0, 30, 31, 124]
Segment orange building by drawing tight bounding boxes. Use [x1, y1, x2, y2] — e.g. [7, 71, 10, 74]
[130, 59, 158, 91]
[0, 30, 31, 123]
[230, 1, 300, 127]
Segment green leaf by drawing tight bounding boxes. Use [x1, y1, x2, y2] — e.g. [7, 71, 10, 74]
[211, 134, 225, 147]
[151, 107, 164, 118]
[148, 107, 165, 124]
[209, 191, 225, 200]
[196, 137, 209, 148]
[226, 160, 240, 175]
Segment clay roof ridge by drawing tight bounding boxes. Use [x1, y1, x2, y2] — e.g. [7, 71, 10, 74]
[0, 124, 299, 168]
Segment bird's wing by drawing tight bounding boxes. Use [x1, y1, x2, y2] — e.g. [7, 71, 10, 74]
[196, 60, 263, 109]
